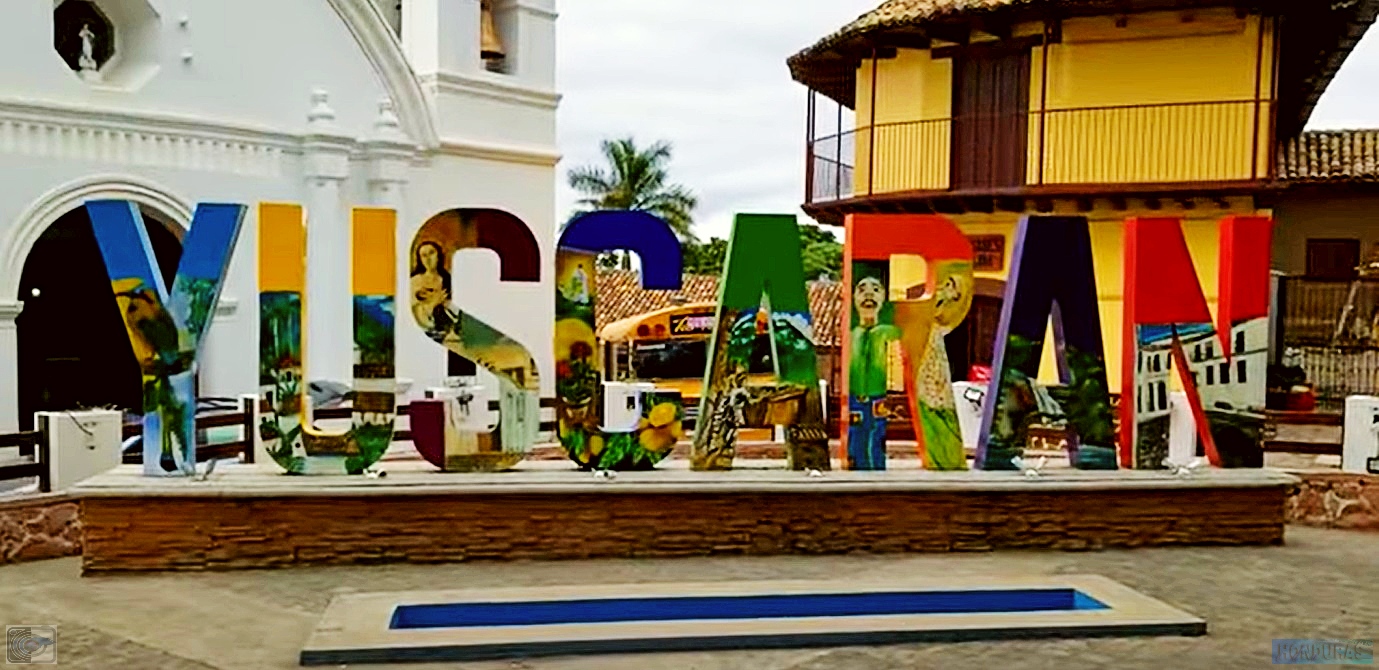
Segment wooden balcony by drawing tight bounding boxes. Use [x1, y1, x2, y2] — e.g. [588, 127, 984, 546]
[804, 98, 1278, 223]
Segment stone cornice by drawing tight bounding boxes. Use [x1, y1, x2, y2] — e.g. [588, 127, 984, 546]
[0, 299, 21, 322]
[420, 72, 561, 111]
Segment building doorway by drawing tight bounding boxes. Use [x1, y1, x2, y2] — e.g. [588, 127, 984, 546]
[951, 43, 1031, 190]
[15, 206, 182, 429]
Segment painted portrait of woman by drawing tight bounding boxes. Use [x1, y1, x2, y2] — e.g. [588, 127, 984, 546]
[410, 240, 456, 340]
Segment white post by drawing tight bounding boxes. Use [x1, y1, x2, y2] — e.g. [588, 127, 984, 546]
[1167, 391, 1197, 465]
[0, 300, 20, 432]
[36, 409, 121, 491]
[302, 89, 354, 388]
[1343, 395, 1379, 474]
[364, 98, 424, 403]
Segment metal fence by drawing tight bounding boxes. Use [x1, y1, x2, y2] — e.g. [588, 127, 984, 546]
[1278, 277, 1379, 411]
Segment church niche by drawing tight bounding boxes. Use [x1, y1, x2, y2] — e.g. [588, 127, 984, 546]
[54, 0, 115, 77]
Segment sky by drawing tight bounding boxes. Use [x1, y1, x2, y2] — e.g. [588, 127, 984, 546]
[554, 2, 1379, 242]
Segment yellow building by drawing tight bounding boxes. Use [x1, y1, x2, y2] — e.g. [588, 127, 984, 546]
[788, 0, 1379, 391]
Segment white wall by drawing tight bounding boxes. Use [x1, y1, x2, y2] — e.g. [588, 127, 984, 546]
[0, 0, 559, 430]
[0, 0, 393, 141]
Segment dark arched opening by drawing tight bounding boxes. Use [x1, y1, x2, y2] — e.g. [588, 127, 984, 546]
[15, 206, 182, 429]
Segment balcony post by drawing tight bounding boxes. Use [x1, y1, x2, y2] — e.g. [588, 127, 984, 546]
[868, 48, 878, 196]
[805, 89, 815, 203]
[1037, 20, 1052, 185]
[835, 101, 843, 199]
[1251, 12, 1266, 180]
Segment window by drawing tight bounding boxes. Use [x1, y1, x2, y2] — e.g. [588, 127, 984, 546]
[1237, 359, 1248, 384]
[1306, 239, 1361, 279]
[1193, 344, 1202, 362]
[1157, 381, 1167, 410]
[1205, 341, 1215, 360]
[480, 0, 510, 74]
[631, 340, 708, 380]
[1219, 361, 1230, 384]
[54, 0, 114, 76]
[1235, 330, 1246, 354]
[447, 351, 476, 378]
[1206, 365, 1215, 385]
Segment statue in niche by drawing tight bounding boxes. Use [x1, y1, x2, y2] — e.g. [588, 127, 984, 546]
[78, 23, 101, 81]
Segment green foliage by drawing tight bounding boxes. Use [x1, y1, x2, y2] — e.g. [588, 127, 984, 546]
[683, 236, 729, 276]
[564, 137, 699, 243]
[682, 223, 842, 281]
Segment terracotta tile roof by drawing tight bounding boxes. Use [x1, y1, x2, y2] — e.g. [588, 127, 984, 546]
[788, 0, 1379, 136]
[595, 270, 844, 347]
[1278, 130, 1379, 183]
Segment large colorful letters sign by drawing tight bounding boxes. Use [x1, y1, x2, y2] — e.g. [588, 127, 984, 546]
[258, 204, 398, 475]
[691, 214, 828, 472]
[407, 208, 542, 472]
[1121, 215, 1274, 469]
[976, 215, 1118, 471]
[88, 200, 245, 476]
[842, 214, 975, 471]
[553, 210, 687, 470]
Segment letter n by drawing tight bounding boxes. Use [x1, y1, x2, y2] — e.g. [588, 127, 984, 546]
[1120, 215, 1273, 469]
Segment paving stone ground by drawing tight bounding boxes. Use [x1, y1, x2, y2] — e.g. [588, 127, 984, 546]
[0, 525, 1375, 669]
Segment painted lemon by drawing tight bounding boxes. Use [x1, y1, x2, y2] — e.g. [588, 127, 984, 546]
[647, 402, 678, 428]
[639, 428, 677, 453]
[589, 435, 605, 456]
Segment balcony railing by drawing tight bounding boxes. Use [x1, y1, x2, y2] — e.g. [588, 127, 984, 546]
[806, 99, 1273, 204]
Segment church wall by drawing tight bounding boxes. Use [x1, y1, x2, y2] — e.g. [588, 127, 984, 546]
[0, 0, 392, 140]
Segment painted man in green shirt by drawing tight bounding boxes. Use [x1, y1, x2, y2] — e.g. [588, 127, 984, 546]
[848, 274, 901, 469]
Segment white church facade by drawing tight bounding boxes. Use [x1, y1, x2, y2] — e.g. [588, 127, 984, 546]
[0, 0, 560, 431]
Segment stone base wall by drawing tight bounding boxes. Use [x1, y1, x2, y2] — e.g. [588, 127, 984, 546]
[1285, 471, 1379, 530]
[0, 495, 81, 564]
[80, 485, 1287, 573]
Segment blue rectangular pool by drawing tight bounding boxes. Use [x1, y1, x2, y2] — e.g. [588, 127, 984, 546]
[389, 588, 1110, 630]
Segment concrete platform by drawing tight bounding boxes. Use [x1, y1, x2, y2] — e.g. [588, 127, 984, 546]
[71, 462, 1298, 574]
[298, 575, 1205, 665]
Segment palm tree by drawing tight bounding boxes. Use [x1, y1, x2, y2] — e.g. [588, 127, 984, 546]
[565, 138, 699, 270]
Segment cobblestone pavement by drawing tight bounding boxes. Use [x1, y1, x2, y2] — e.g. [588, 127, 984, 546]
[0, 525, 1374, 669]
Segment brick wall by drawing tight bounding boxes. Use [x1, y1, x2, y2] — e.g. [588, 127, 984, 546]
[81, 485, 1286, 573]
[0, 495, 81, 564]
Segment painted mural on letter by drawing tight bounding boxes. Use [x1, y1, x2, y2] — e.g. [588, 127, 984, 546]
[408, 208, 542, 471]
[553, 211, 686, 470]
[842, 214, 975, 471]
[257, 204, 398, 475]
[87, 200, 245, 476]
[692, 214, 828, 472]
[976, 215, 1117, 471]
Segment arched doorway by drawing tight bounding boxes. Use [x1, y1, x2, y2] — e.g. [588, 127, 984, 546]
[944, 277, 1006, 383]
[15, 206, 182, 429]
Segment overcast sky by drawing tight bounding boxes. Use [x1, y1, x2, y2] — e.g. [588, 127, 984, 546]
[554, 2, 1379, 242]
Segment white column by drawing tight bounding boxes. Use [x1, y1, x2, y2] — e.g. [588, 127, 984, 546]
[0, 299, 20, 432]
[402, 0, 482, 76]
[501, 0, 557, 88]
[363, 98, 426, 402]
[302, 89, 355, 386]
